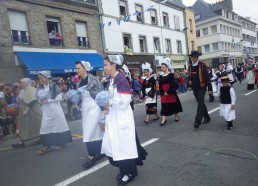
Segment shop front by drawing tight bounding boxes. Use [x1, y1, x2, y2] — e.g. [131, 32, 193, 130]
[122, 55, 155, 76]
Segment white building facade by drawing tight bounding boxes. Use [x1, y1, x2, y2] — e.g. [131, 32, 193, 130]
[196, 15, 243, 67]
[99, 0, 187, 74]
[239, 16, 257, 61]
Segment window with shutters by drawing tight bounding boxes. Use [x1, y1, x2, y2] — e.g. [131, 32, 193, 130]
[8, 11, 29, 44]
[150, 9, 158, 25]
[46, 17, 63, 46]
[76, 22, 89, 48]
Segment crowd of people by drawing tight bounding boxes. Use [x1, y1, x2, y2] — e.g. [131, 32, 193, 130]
[1, 50, 258, 185]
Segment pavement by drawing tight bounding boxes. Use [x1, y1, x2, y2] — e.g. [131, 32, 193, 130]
[0, 81, 258, 186]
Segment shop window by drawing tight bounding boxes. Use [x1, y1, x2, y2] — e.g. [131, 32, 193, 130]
[8, 11, 29, 44]
[76, 22, 89, 48]
[46, 17, 63, 46]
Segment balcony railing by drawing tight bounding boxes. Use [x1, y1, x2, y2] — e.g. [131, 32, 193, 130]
[49, 38, 64, 46]
[12, 35, 30, 44]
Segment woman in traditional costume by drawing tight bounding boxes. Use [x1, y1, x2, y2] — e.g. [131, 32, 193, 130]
[102, 55, 147, 186]
[12, 78, 42, 148]
[246, 60, 256, 90]
[37, 71, 72, 155]
[75, 61, 104, 170]
[141, 62, 159, 124]
[159, 59, 183, 126]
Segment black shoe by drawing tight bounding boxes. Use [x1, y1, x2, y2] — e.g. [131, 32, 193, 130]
[202, 117, 211, 124]
[153, 117, 160, 121]
[227, 126, 233, 130]
[117, 175, 135, 186]
[82, 158, 95, 170]
[160, 120, 167, 126]
[93, 153, 106, 162]
[194, 122, 200, 129]
[12, 143, 25, 148]
[116, 173, 123, 181]
[144, 120, 149, 125]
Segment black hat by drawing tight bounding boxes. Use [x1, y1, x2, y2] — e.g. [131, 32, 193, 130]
[221, 76, 229, 82]
[188, 50, 202, 57]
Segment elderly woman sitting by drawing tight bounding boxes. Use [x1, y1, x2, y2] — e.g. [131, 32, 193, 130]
[12, 78, 42, 148]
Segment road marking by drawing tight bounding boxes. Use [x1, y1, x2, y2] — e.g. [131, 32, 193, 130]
[208, 107, 220, 114]
[244, 89, 257, 96]
[53, 138, 159, 186]
[0, 147, 13, 151]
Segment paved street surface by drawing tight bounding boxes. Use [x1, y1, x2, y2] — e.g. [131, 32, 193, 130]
[0, 81, 258, 186]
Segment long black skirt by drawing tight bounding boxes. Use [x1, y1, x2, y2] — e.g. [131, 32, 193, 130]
[107, 131, 148, 176]
[41, 130, 72, 147]
[247, 84, 254, 90]
[160, 94, 183, 116]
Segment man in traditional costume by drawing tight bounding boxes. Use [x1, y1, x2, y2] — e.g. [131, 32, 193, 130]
[188, 50, 210, 129]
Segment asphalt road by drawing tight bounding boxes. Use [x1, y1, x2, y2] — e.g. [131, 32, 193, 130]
[0, 81, 258, 186]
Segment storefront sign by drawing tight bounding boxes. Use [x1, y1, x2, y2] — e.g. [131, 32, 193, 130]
[125, 48, 133, 55]
[126, 62, 140, 65]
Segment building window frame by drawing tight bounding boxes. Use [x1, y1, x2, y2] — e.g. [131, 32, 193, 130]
[162, 12, 169, 28]
[46, 16, 63, 46]
[123, 33, 133, 51]
[139, 35, 147, 53]
[75, 21, 89, 48]
[135, 3, 144, 23]
[176, 40, 182, 54]
[174, 15, 180, 30]
[153, 37, 161, 53]
[150, 9, 158, 25]
[203, 27, 208, 36]
[119, 0, 128, 18]
[165, 38, 172, 54]
[8, 10, 30, 44]
[204, 44, 210, 53]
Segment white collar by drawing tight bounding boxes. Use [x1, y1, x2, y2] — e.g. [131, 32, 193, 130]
[192, 61, 199, 67]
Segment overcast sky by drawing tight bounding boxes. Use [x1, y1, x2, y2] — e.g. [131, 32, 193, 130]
[182, 0, 258, 23]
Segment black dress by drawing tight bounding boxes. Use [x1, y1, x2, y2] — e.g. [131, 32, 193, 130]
[159, 73, 183, 116]
[142, 76, 157, 115]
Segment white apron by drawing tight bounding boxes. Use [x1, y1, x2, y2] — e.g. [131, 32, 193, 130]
[247, 70, 255, 84]
[220, 104, 236, 121]
[81, 90, 103, 142]
[40, 92, 69, 134]
[101, 82, 138, 161]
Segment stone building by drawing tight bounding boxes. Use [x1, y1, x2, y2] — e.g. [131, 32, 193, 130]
[0, 0, 103, 83]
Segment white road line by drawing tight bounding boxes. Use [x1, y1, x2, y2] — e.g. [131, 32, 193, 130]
[244, 90, 257, 96]
[53, 138, 159, 186]
[208, 107, 220, 114]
